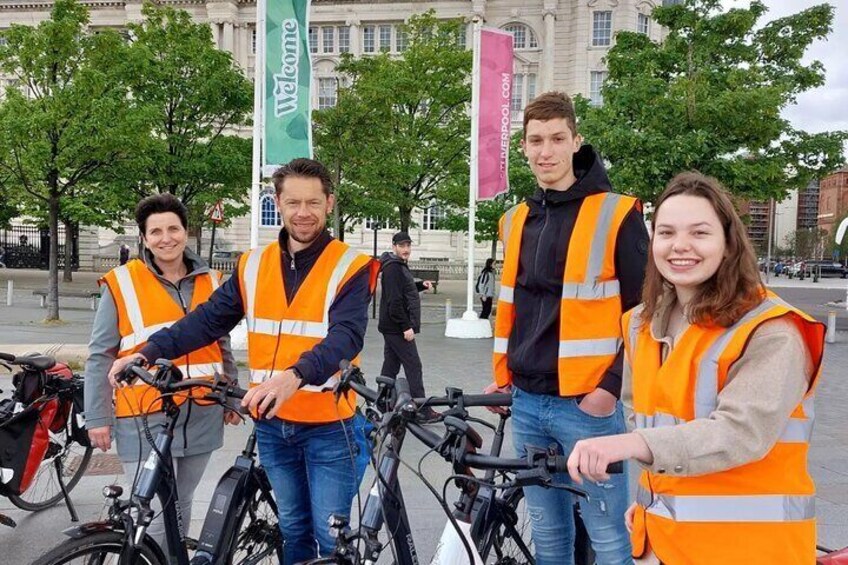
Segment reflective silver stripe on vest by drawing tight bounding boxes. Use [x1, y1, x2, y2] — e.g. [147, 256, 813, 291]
[113, 265, 146, 337]
[562, 280, 621, 300]
[119, 321, 175, 352]
[248, 318, 329, 339]
[694, 298, 780, 419]
[242, 247, 264, 326]
[249, 369, 339, 393]
[494, 337, 509, 354]
[636, 486, 814, 522]
[501, 204, 522, 244]
[585, 193, 623, 283]
[177, 363, 222, 379]
[634, 411, 684, 428]
[324, 247, 360, 316]
[558, 338, 621, 358]
[499, 285, 514, 304]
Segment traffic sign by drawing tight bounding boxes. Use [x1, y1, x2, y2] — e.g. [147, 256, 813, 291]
[208, 201, 225, 223]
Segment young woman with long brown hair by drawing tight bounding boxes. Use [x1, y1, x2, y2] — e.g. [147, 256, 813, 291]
[566, 172, 825, 564]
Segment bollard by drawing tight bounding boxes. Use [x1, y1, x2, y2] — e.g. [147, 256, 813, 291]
[827, 311, 837, 344]
[445, 299, 452, 322]
[6, 280, 12, 307]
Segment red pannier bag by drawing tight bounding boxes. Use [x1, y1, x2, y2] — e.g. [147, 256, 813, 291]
[0, 396, 59, 496]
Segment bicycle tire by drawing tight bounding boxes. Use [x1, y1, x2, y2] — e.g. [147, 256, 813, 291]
[478, 486, 534, 565]
[228, 468, 284, 565]
[9, 420, 93, 511]
[31, 530, 165, 565]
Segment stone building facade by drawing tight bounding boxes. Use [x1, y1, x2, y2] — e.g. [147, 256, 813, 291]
[1, 0, 661, 268]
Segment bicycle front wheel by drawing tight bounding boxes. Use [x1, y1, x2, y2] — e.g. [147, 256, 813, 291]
[228, 468, 284, 565]
[8, 423, 93, 511]
[32, 531, 165, 565]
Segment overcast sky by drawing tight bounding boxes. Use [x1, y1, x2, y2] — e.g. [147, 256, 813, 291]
[723, 0, 847, 138]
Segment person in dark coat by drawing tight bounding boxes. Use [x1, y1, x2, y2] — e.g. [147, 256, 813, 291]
[378, 231, 439, 421]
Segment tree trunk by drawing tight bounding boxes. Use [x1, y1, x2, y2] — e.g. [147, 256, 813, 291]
[399, 208, 412, 233]
[490, 237, 498, 261]
[62, 219, 74, 283]
[195, 224, 203, 255]
[337, 217, 346, 242]
[47, 191, 61, 321]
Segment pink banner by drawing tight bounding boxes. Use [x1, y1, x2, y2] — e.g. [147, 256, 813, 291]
[476, 28, 514, 201]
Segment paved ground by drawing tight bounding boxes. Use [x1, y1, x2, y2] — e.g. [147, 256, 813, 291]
[0, 269, 847, 563]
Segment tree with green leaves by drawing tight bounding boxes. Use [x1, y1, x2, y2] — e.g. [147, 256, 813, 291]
[330, 12, 472, 231]
[578, 0, 846, 205]
[0, 0, 147, 320]
[116, 3, 253, 251]
[441, 132, 537, 257]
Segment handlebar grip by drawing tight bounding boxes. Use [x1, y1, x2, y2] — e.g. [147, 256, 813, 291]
[0, 353, 14, 362]
[548, 456, 624, 475]
[444, 393, 511, 408]
[118, 359, 149, 384]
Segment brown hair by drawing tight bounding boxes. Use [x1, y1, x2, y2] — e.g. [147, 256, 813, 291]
[641, 172, 765, 328]
[522, 91, 577, 139]
[135, 193, 188, 236]
[271, 157, 334, 197]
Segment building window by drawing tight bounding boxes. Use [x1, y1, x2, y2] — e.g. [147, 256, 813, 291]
[308, 26, 318, 54]
[527, 74, 537, 104]
[365, 217, 382, 230]
[363, 25, 375, 53]
[251, 28, 257, 54]
[422, 203, 446, 231]
[379, 24, 392, 52]
[503, 23, 538, 50]
[511, 74, 525, 117]
[322, 26, 334, 53]
[592, 11, 613, 47]
[318, 77, 337, 109]
[590, 71, 607, 106]
[396, 27, 409, 52]
[338, 26, 350, 53]
[638, 13, 650, 35]
[260, 193, 281, 227]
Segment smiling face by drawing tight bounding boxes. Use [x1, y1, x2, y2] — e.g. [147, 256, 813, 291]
[141, 212, 187, 266]
[652, 194, 727, 304]
[520, 118, 583, 190]
[275, 175, 334, 250]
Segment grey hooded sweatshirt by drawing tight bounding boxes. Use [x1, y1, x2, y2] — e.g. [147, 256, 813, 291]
[84, 249, 237, 462]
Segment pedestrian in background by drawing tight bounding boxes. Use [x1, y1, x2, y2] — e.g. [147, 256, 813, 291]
[475, 258, 495, 319]
[378, 231, 439, 422]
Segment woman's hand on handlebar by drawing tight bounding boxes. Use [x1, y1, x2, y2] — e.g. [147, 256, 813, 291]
[107, 353, 147, 388]
[567, 432, 652, 484]
[482, 382, 511, 414]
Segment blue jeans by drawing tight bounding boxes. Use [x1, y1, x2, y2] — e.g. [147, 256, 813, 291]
[511, 387, 632, 565]
[256, 418, 360, 563]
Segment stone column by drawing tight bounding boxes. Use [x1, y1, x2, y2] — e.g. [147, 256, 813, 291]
[542, 0, 557, 92]
[223, 20, 235, 54]
[210, 22, 221, 49]
[348, 19, 361, 56]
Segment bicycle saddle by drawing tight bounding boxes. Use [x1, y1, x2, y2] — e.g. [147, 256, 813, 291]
[16, 353, 57, 372]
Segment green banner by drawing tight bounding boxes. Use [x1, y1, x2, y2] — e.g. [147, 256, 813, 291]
[264, 0, 312, 173]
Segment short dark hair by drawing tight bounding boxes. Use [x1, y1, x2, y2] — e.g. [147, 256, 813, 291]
[523, 91, 578, 139]
[271, 158, 334, 197]
[135, 193, 188, 236]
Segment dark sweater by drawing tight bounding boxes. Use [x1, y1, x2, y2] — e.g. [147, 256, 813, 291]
[378, 252, 426, 334]
[508, 145, 649, 399]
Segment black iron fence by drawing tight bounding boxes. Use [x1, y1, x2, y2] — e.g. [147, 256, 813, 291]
[0, 225, 79, 270]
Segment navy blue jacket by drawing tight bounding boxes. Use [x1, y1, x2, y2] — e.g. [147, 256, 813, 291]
[140, 229, 372, 387]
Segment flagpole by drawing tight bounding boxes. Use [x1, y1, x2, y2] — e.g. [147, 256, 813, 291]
[464, 17, 483, 320]
[250, 0, 267, 249]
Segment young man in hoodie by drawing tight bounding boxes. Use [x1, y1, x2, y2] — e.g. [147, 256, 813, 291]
[378, 231, 439, 421]
[486, 92, 648, 564]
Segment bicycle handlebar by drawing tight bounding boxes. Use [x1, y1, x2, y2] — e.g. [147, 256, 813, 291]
[117, 359, 248, 402]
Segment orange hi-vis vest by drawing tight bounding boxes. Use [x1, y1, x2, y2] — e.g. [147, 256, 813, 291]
[238, 239, 378, 424]
[100, 259, 224, 418]
[493, 192, 640, 396]
[623, 293, 825, 565]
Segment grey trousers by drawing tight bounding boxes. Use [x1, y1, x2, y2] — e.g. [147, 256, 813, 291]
[122, 451, 212, 557]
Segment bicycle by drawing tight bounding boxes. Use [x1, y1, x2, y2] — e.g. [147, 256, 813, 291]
[305, 363, 622, 565]
[32, 358, 283, 565]
[0, 351, 92, 522]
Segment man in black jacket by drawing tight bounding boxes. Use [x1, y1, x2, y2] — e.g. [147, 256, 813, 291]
[378, 231, 439, 420]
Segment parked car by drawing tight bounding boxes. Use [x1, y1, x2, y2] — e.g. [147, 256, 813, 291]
[786, 261, 806, 279]
[803, 260, 847, 279]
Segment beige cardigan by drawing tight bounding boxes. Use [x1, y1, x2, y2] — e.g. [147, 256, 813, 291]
[623, 292, 816, 477]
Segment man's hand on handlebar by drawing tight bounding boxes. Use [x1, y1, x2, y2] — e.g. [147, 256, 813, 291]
[242, 369, 302, 419]
[566, 432, 652, 484]
[108, 353, 148, 388]
[482, 381, 511, 415]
